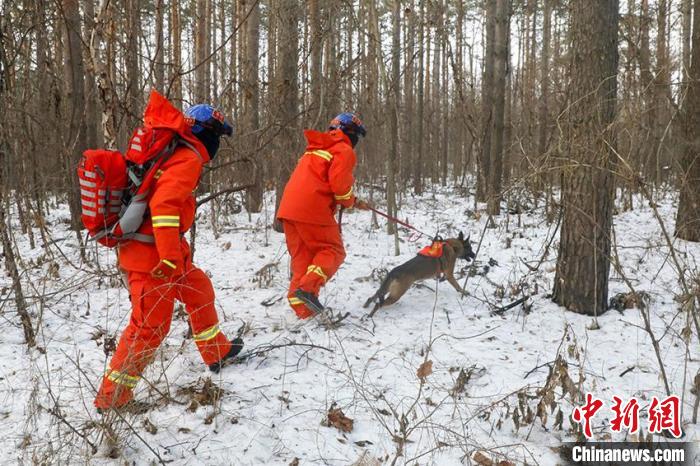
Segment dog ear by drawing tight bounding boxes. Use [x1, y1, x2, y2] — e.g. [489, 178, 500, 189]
[458, 231, 464, 241]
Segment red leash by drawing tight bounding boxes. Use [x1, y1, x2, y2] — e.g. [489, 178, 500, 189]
[366, 205, 431, 238]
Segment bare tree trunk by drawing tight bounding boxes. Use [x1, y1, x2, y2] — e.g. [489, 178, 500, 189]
[553, 0, 619, 316]
[243, 0, 262, 212]
[309, 0, 322, 123]
[537, 0, 552, 174]
[387, 0, 400, 244]
[676, 0, 700, 241]
[401, 1, 416, 186]
[477, 0, 496, 202]
[83, 0, 100, 148]
[154, 0, 165, 90]
[62, 0, 88, 230]
[195, 0, 207, 102]
[682, 0, 692, 83]
[486, 0, 508, 215]
[88, 0, 118, 147]
[414, 1, 425, 194]
[126, 0, 141, 126]
[170, 0, 182, 104]
[272, 0, 300, 232]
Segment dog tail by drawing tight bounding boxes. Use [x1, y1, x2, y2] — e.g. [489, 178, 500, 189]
[364, 275, 391, 308]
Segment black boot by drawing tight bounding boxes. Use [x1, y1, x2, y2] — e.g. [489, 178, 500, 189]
[294, 289, 326, 315]
[208, 337, 244, 373]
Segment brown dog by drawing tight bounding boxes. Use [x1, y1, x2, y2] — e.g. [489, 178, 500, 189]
[363, 232, 476, 316]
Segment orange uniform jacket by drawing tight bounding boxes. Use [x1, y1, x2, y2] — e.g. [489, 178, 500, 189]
[117, 94, 210, 272]
[277, 129, 357, 225]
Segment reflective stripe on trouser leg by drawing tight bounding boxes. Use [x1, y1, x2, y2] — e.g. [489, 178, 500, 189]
[95, 272, 176, 409]
[178, 266, 232, 365]
[105, 367, 140, 388]
[288, 295, 315, 319]
[295, 222, 346, 296]
[283, 221, 316, 319]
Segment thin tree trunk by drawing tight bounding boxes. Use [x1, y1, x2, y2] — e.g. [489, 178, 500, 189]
[486, 0, 508, 216]
[387, 0, 400, 243]
[126, 0, 141, 126]
[309, 0, 322, 123]
[477, 0, 496, 202]
[83, 0, 100, 148]
[154, 0, 165, 90]
[243, 0, 262, 212]
[272, 0, 300, 232]
[171, 0, 182, 104]
[62, 0, 87, 230]
[194, 0, 207, 102]
[414, 1, 425, 194]
[0, 199, 35, 348]
[537, 0, 552, 180]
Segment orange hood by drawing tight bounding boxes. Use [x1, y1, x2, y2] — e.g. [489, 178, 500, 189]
[142, 90, 210, 163]
[303, 128, 352, 151]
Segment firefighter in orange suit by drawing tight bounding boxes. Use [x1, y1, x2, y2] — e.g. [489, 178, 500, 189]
[95, 93, 243, 411]
[277, 113, 370, 318]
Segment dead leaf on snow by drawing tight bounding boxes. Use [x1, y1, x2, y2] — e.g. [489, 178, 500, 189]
[417, 360, 433, 381]
[472, 451, 493, 466]
[323, 403, 354, 433]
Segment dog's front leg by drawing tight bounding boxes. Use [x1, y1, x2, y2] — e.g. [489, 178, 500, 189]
[444, 261, 468, 296]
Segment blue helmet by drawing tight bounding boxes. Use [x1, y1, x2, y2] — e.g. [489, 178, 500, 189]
[329, 112, 367, 138]
[184, 104, 233, 137]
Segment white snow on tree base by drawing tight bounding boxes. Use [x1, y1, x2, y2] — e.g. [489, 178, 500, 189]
[1, 187, 698, 465]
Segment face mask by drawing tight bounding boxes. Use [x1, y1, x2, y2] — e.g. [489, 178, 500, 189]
[196, 129, 221, 159]
[346, 131, 359, 148]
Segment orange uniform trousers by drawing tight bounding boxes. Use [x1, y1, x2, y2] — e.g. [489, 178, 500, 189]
[283, 220, 346, 318]
[94, 264, 232, 409]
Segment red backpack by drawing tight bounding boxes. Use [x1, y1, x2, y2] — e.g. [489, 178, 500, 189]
[77, 126, 179, 247]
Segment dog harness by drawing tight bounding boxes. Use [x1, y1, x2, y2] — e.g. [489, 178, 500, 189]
[418, 240, 445, 258]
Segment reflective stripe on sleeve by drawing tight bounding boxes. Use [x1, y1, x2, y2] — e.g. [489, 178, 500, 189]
[307, 149, 333, 161]
[152, 215, 180, 228]
[334, 187, 353, 201]
[105, 367, 139, 388]
[82, 170, 97, 179]
[193, 324, 221, 342]
[79, 179, 97, 188]
[161, 259, 177, 269]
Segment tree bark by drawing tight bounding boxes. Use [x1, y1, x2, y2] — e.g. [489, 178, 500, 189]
[243, 0, 262, 213]
[194, 0, 207, 102]
[170, 0, 182, 104]
[676, 0, 700, 241]
[272, 0, 300, 232]
[537, 0, 552, 171]
[154, 0, 165, 90]
[126, 0, 141, 126]
[553, 0, 619, 315]
[414, 1, 425, 194]
[62, 0, 88, 230]
[477, 0, 496, 202]
[387, 0, 401, 243]
[486, 0, 508, 215]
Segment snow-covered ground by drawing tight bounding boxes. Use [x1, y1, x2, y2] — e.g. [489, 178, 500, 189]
[1, 187, 698, 465]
